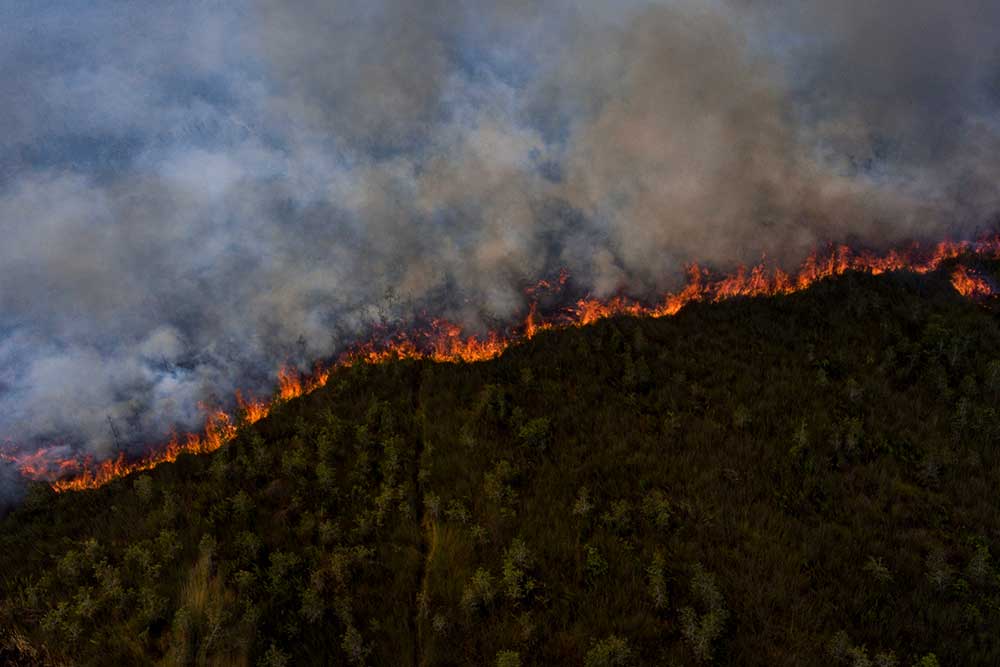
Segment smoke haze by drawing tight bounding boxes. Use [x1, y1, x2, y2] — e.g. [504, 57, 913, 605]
[3, 0, 1000, 489]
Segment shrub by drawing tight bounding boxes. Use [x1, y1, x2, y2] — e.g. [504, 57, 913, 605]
[258, 643, 290, 667]
[518, 417, 551, 452]
[156, 529, 182, 564]
[732, 404, 751, 430]
[133, 475, 155, 504]
[502, 539, 534, 601]
[496, 650, 522, 667]
[300, 585, 324, 624]
[584, 635, 633, 667]
[315, 461, 336, 490]
[432, 613, 449, 635]
[647, 552, 667, 609]
[925, 549, 953, 591]
[461, 568, 496, 614]
[484, 460, 519, 509]
[342, 625, 367, 664]
[874, 652, 898, 667]
[572, 487, 593, 516]
[679, 564, 728, 663]
[641, 490, 672, 530]
[445, 499, 471, 524]
[56, 550, 84, 582]
[94, 560, 124, 605]
[600, 499, 632, 535]
[828, 630, 897, 667]
[231, 490, 254, 523]
[584, 545, 608, 584]
[235, 531, 263, 566]
[267, 551, 300, 589]
[966, 544, 992, 585]
[424, 492, 441, 520]
[863, 556, 893, 585]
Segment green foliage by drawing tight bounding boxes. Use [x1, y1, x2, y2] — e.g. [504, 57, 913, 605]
[584, 545, 608, 584]
[641, 489, 672, 530]
[517, 417, 551, 452]
[461, 568, 496, 615]
[647, 552, 668, 609]
[501, 538, 534, 602]
[572, 486, 593, 516]
[258, 643, 290, 667]
[133, 475, 155, 504]
[678, 564, 728, 663]
[584, 635, 633, 667]
[3, 267, 1000, 664]
[496, 649, 522, 667]
[828, 631, 898, 667]
[863, 556, 893, 585]
[483, 459, 519, 512]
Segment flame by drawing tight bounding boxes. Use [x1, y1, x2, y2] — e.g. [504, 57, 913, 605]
[950, 265, 992, 298]
[4, 235, 998, 493]
[236, 391, 269, 425]
[36, 410, 237, 493]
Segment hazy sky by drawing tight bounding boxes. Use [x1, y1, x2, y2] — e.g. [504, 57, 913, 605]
[2, 0, 1000, 499]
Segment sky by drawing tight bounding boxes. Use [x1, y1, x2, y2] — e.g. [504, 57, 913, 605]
[2, 0, 1000, 502]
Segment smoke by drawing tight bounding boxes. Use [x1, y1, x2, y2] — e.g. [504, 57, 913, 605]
[2, 0, 1000, 476]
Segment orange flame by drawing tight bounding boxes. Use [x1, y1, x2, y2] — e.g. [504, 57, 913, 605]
[4, 235, 997, 493]
[950, 265, 992, 298]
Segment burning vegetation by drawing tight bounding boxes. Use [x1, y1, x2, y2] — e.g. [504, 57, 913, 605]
[2, 264, 997, 665]
[3, 235, 999, 493]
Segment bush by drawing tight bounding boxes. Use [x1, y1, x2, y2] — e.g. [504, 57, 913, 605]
[461, 568, 496, 615]
[258, 643, 290, 667]
[133, 476, 155, 504]
[584, 635, 633, 667]
[925, 549, 953, 591]
[483, 460, 519, 509]
[342, 625, 367, 664]
[517, 417, 551, 452]
[679, 564, 728, 663]
[496, 650, 522, 667]
[502, 539, 533, 601]
[647, 552, 667, 609]
[600, 500, 632, 535]
[641, 490, 672, 530]
[584, 545, 608, 584]
[572, 486, 593, 516]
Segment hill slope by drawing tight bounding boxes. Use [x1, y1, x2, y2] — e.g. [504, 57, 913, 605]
[3, 265, 1000, 666]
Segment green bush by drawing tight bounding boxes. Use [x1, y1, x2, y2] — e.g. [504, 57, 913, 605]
[584, 635, 633, 667]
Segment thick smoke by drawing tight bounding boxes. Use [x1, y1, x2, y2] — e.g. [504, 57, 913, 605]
[2, 0, 1000, 478]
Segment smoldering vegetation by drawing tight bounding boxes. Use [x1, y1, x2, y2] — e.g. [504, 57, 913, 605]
[2, 0, 1000, 466]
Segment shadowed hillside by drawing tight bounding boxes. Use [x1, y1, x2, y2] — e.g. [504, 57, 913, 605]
[3, 263, 1000, 666]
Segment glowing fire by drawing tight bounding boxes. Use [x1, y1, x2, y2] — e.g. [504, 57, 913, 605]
[950, 265, 992, 298]
[3, 236, 998, 493]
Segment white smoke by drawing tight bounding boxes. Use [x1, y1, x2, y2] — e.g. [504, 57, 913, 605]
[1, 0, 999, 483]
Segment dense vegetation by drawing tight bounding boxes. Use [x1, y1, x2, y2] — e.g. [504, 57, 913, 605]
[3, 262, 1000, 666]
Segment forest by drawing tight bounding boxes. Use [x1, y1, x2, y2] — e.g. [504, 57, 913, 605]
[2, 262, 999, 666]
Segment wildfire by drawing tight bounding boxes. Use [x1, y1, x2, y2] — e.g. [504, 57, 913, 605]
[950, 265, 992, 298]
[4, 236, 998, 493]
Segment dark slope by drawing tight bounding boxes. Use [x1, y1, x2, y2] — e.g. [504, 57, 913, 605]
[3, 265, 1000, 666]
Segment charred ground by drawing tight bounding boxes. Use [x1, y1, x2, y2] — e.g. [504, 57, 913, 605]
[3, 263, 1000, 666]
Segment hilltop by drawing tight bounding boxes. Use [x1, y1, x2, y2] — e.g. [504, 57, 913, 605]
[2, 263, 1000, 666]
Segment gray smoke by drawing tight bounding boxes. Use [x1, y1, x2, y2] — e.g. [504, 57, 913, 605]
[1, 0, 999, 475]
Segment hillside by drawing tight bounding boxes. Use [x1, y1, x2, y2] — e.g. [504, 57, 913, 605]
[2, 264, 1000, 666]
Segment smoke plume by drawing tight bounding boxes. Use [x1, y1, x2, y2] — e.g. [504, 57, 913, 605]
[2, 0, 1000, 488]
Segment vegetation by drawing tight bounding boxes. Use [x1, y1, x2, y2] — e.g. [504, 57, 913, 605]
[3, 263, 1000, 665]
